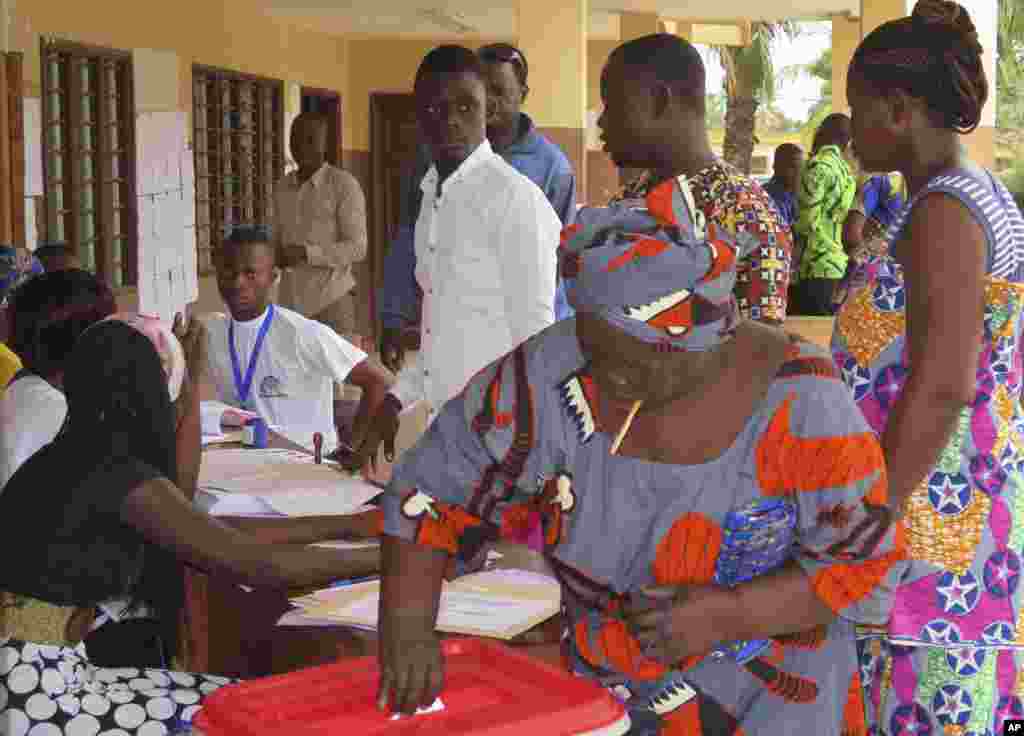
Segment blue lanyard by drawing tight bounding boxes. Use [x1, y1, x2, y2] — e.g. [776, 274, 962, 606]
[228, 304, 275, 409]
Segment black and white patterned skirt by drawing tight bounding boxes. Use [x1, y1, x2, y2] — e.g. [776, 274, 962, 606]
[0, 637, 235, 735]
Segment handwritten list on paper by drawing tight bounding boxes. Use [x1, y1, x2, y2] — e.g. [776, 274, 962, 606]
[135, 110, 198, 322]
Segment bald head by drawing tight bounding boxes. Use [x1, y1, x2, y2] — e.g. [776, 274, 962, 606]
[598, 33, 714, 174]
[290, 112, 328, 176]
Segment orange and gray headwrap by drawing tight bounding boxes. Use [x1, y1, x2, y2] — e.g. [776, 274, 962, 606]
[560, 175, 755, 352]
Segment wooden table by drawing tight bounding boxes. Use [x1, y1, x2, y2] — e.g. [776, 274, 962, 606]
[190, 434, 562, 678]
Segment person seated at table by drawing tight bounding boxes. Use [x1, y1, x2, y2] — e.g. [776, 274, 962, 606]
[204, 226, 394, 456]
[0, 316, 381, 672]
[374, 44, 905, 734]
[0, 269, 117, 488]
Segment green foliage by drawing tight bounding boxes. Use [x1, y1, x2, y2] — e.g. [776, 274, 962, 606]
[998, 0, 1024, 129]
[1001, 164, 1024, 211]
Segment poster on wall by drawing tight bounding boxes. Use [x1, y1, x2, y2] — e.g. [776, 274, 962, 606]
[135, 110, 198, 323]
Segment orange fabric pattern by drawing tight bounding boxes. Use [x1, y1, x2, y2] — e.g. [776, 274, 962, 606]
[756, 395, 886, 496]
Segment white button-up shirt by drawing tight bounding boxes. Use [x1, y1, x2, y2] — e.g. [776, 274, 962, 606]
[389, 140, 559, 418]
[274, 163, 368, 317]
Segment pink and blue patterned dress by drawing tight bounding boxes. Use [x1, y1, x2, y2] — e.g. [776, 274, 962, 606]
[832, 167, 1024, 735]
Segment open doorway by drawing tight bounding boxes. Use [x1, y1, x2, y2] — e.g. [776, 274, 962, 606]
[369, 92, 420, 343]
[300, 88, 342, 166]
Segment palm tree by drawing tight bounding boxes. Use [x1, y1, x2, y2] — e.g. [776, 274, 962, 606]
[997, 0, 1024, 129]
[710, 21, 799, 173]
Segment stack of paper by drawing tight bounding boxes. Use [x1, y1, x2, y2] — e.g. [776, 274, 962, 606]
[197, 448, 382, 517]
[282, 569, 562, 640]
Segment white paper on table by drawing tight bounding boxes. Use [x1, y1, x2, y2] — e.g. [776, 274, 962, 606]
[323, 589, 555, 635]
[277, 609, 377, 630]
[198, 448, 380, 517]
[390, 698, 445, 721]
[312, 539, 381, 551]
[294, 570, 560, 638]
[194, 489, 280, 517]
[200, 430, 244, 447]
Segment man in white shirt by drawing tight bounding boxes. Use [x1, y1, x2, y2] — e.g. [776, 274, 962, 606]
[274, 112, 368, 342]
[350, 45, 559, 469]
[204, 227, 394, 455]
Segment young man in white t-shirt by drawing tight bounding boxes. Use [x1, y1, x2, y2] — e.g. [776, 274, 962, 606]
[204, 227, 394, 454]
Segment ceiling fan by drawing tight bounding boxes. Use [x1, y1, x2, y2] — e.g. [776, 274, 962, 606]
[417, 7, 478, 34]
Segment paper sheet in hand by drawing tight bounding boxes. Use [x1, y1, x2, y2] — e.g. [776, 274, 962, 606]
[198, 448, 380, 517]
[288, 569, 561, 640]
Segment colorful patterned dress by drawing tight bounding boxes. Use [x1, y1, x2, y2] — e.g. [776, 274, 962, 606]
[611, 163, 793, 325]
[382, 319, 905, 735]
[832, 168, 1024, 735]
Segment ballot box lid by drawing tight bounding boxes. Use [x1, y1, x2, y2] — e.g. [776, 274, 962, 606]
[192, 638, 630, 736]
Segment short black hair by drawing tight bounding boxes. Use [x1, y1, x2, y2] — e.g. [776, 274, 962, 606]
[774, 143, 804, 165]
[224, 225, 272, 245]
[8, 268, 116, 378]
[812, 113, 852, 154]
[610, 33, 706, 102]
[414, 45, 485, 91]
[217, 225, 275, 262]
[292, 111, 328, 134]
[478, 43, 529, 87]
[33, 241, 71, 262]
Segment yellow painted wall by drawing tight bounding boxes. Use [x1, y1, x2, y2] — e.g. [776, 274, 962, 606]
[831, 15, 859, 114]
[344, 38, 452, 152]
[345, 38, 619, 152]
[588, 40, 617, 116]
[14, 0, 347, 108]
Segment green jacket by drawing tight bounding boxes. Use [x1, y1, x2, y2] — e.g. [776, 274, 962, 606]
[795, 144, 856, 280]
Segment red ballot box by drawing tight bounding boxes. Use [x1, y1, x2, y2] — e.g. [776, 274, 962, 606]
[193, 638, 630, 735]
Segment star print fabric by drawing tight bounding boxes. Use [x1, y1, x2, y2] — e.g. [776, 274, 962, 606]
[833, 168, 1024, 734]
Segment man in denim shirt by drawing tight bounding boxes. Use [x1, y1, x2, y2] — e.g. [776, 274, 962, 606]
[377, 43, 577, 372]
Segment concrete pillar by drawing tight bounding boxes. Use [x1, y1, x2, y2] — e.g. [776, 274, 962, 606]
[620, 12, 660, 42]
[831, 15, 860, 113]
[860, 0, 911, 36]
[517, 0, 588, 201]
[960, 0, 998, 169]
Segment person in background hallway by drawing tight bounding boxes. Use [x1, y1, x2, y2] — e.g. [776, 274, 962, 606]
[606, 36, 793, 326]
[793, 114, 857, 315]
[33, 240, 81, 272]
[0, 244, 42, 304]
[274, 112, 368, 345]
[830, 1, 1024, 731]
[204, 227, 394, 456]
[351, 45, 559, 470]
[763, 143, 805, 231]
[0, 270, 116, 488]
[833, 171, 907, 306]
[378, 43, 577, 373]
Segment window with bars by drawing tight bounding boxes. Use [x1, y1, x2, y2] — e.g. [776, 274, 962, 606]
[41, 40, 137, 287]
[192, 66, 285, 273]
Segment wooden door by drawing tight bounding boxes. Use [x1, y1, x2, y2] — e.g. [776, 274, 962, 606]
[369, 93, 420, 342]
[301, 88, 342, 166]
